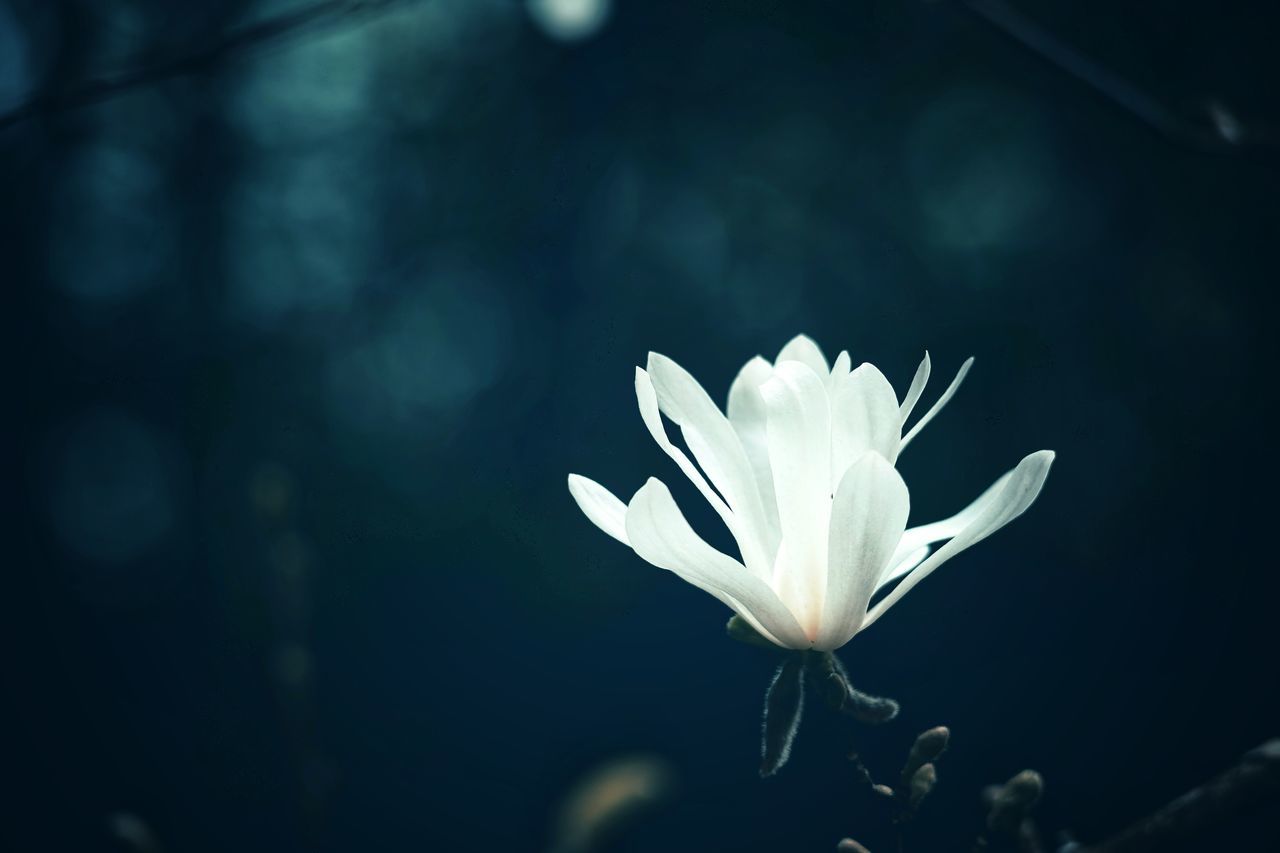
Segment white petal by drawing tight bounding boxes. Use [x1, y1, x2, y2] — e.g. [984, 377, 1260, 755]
[899, 356, 974, 452]
[637, 367, 774, 581]
[727, 356, 774, 422]
[828, 350, 852, 391]
[567, 474, 630, 545]
[646, 353, 775, 573]
[625, 478, 810, 649]
[635, 367, 730, 514]
[776, 334, 829, 377]
[886, 545, 930, 582]
[761, 361, 832, 639]
[899, 352, 931, 425]
[816, 452, 910, 650]
[860, 450, 1055, 631]
[830, 363, 902, 486]
[727, 356, 781, 543]
[878, 470, 1013, 589]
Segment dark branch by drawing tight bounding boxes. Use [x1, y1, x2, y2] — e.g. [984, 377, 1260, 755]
[950, 0, 1280, 153]
[0, 0, 408, 133]
[1072, 740, 1280, 853]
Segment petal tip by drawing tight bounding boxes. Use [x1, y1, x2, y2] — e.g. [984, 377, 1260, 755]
[645, 351, 679, 373]
[633, 476, 664, 498]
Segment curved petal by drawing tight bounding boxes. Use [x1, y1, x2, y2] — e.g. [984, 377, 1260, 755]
[816, 452, 910, 650]
[776, 334, 829, 377]
[637, 367, 775, 582]
[625, 478, 810, 649]
[860, 450, 1055, 631]
[635, 367, 730, 518]
[831, 363, 902, 485]
[567, 474, 630, 545]
[761, 361, 831, 639]
[727, 356, 781, 544]
[899, 356, 974, 452]
[646, 353, 774, 573]
[886, 545, 930, 582]
[878, 469, 1014, 589]
[899, 352, 931, 425]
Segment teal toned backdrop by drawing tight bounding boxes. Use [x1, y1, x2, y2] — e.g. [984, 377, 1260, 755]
[7, 1, 1280, 850]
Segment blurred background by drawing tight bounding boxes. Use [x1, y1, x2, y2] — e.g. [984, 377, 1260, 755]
[7, 0, 1280, 850]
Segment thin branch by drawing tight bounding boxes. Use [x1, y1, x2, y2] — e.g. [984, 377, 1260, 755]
[950, 0, 1280, 153]
[0, 0, 408, 133]
[1072, 740, 1280, 853]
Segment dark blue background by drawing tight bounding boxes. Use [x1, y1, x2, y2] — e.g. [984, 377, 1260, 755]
[8, 1, 1280, 851]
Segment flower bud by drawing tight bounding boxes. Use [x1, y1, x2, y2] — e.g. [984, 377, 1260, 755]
[902, 726, 950, 786]
[809, 652, 899, 724]
[986, 770, 1044, 834]
[760, 655, 806, 777]
[908, 762, 937, 809]
[871, 783, 895, 799]
[836, 839, 872, 853]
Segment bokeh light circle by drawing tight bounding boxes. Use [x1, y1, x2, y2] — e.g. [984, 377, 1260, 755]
[526, 0, 611, 42]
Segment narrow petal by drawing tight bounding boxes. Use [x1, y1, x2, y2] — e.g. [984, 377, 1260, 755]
[727, 356, 781, 543]
[815, 452, 910, 650]
[636, 367, 778, 584]
[625, 478, 810, 648]
[885, 545, 930, 584]
[878, 470, 1014, 589]
[761, 361, 832, 639]
[860, 450, 1055, 631]
[776, 334, 829, 376]
[828, 350, 852, 392]
[635, 367, 731, 518]
[567, 474, 630, 545]
[899, 352, 931, 425]
[899, 356, 974, 452]
[830, 363, 902, 486]
[647, 353, 775, 573]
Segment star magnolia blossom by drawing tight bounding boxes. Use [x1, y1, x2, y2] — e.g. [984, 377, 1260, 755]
[567, 335, 1054, 651]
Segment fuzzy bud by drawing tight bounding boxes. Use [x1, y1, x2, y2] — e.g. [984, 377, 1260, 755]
[760, 656, 806, 777]
[808, 652, 900, 724]
[908, 763, 937, 809]
[902, 726, 949, 786]
[871, 783, 896, 799]
[986, 770, 1044, 834]
[836, 839, 872, 853]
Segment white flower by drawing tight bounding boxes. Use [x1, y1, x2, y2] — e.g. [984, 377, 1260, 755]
[567, 334, 1054, 651]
